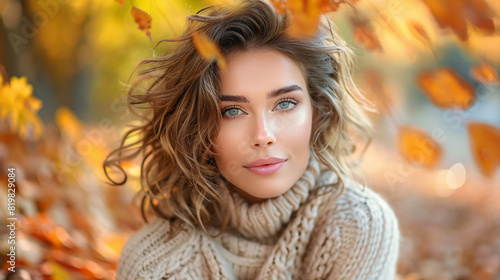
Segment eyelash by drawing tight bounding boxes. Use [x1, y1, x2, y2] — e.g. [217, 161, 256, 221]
[221, 96, 300, 119]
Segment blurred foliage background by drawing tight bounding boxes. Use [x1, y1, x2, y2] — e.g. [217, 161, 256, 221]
[0, 0, 499, 279]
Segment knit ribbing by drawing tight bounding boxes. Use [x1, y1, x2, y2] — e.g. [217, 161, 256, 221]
[226, 154, 322, 241]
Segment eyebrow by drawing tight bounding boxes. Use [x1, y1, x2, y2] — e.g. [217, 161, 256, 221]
[220, 84, 303, 103]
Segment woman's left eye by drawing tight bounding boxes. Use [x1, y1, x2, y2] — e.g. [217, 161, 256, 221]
[274, 99, 298, 111]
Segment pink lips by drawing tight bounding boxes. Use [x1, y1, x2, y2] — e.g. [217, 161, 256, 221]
[244, 157, 287, 175]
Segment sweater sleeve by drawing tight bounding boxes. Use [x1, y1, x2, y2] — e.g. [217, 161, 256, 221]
[310, 179, 401, 280]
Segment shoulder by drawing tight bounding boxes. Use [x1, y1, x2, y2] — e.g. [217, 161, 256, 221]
[116, 218, 192, 280]
[308, 173, 401, 279]
[315, 170, 399, 230]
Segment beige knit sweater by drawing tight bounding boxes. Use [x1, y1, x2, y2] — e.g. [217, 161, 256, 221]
[116, 156, 400, 279]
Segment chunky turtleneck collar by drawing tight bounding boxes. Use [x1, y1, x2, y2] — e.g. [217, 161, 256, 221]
[225, 152, 330, 241]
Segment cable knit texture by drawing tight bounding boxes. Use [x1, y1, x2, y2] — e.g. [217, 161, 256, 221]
[116, 155, 400, 279]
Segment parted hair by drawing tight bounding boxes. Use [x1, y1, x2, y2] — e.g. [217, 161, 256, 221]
[103, 0, 373, 237]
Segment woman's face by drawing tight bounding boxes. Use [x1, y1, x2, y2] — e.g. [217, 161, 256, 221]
[213, 48, 314, 203]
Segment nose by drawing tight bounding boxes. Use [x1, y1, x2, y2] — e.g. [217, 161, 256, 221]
[252, 113, 276, 148]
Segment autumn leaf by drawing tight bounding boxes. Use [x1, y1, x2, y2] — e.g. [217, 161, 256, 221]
[422, 0, 496, 41]
[408, 21, 431, 45]
[470, 63, 499, 85]
[131, 6, 152, 41]
[467, 122, 500, 178]
[350, 14, 382, 52]
[398, 125, 442, 168]
[0, 76, 44, 139]
[115, 0, 125, 8]
[192, 31, 227, 70]
[269, 0, 349, 38]
[417, 67, 475, 110]
[320, 0, 345, 13]
[462, 0, 496, 34]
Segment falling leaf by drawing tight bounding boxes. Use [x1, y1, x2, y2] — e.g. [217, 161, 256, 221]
[417, 67, 475, 110]
[467, 122, 500, 178]
[115, 0, 125, 8]
[350, 14, 382, 52]
[462, 0, 496, 34]
[131, 6, 152, 41]
[269, 0, 349, 38]
[422, 0, 496, 41]
[192, 31, 227, 70]
[398, 125, 442, 168]
[470, 63, 499, 85]
[408, 21, 431, 45]
[320, 0, 345, 13]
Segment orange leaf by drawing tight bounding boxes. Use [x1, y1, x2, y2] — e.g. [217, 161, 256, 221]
[287, 0, 323, 38]
[417, 67, 475, 110]
[270, 0, 349, 38]
[467, 122, 500, 178]
[320, 0, 344, 13]
[115, 0, 125, 8]
[398, 125, 442, 168]
[131, 6, 152, 41]
[191, 31, 227, 70]
[463, 0, 496, 34]
[470, 63, 499, 85]
[408, 21, 431, 45]
[422, 0, 496, 41]
[350, 15, 382, 52]
[422, 0, 467, 40]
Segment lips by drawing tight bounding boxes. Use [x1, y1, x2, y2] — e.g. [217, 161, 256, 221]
[244, 157, 287, 176]
[244, 157, 287, 168]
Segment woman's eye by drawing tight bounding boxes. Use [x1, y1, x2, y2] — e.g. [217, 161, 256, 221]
[277, 101, 292, 110]
[275, 99, 298, 111]
[223, 108, 244, 117]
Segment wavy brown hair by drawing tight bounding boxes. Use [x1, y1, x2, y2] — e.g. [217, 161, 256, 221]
[103, 0, 373, 237]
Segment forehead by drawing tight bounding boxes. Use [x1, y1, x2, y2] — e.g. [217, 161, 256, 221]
[219, 48, 306, 96]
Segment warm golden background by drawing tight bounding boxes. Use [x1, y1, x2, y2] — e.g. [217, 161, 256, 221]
[0, 0, 499, 279]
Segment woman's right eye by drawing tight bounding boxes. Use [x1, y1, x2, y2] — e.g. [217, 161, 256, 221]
[222, 107, 244, 118]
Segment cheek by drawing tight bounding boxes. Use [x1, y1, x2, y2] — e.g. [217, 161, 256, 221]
[276, 107, 313, 144]
[213, 125, 244, 174]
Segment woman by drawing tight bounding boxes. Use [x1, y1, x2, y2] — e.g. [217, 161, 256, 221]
[105, 0, 400, 279]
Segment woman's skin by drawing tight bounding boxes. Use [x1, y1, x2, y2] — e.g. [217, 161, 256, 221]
[213, 48, 314, 203]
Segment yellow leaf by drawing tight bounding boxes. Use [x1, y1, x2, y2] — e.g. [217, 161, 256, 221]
[10, 76, 33, 98]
